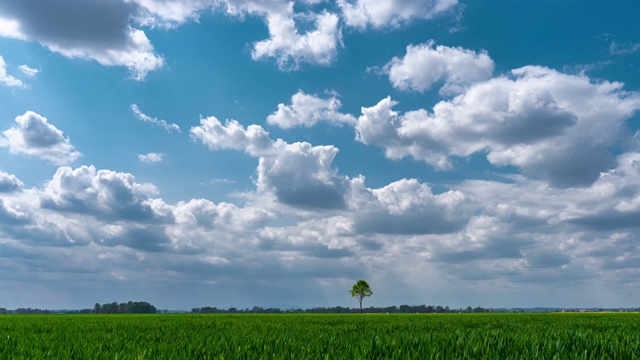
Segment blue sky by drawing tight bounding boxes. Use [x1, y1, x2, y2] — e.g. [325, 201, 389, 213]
[1, 0, 640, 310]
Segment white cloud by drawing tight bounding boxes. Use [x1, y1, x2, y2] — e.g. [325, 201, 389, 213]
[0, 171, 23, 193]
[174, 198, 271, 231]
[0, 16, 24, 39]
[191, 116, 272, 156]
[48, 28, 164, 81]
[350, 177, 471, 234]
[1, 111, 82, 165]
[40, 165, 171, 223]
[0, 0, 164, 80]
[219, 1, 342, 69]
[18, 64, 39, 77]
[192, 115, 350, 209]
[610, 41, 640, 55]
[253, 10, 341, 69]
[0, 197, 30, 225]
[257, 215, 357, 259]
[0, 55, 24, 88]
[356, 67, 640, 186]
[603, 34, 640, 55]
[256, 140, 350, 209]
[138, 152, 165, 164]
[267, 90, 356, 128]
[130, 0, 212, 28]
[384, 41, 494, 95]
[131, 104, 181, 133]
[338, 0, 458, 29]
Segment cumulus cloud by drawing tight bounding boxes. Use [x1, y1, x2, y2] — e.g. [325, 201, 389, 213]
[0, 55, 24, 88]
[338, 0, 458, 29]
[131, 104, 181, 133]
[0, 171, 23, 193]
[356, 66, 640, 186]
[131, 0, 212, 28]
[351, 178, 471, 234]
[0, 198, 30, 225]
[191, 116, 272, 156]
[18, 64, 39, 77]
[384, 41, 494, 95]
[1, 111, 82, 165]
[40, 165, 172, 223]
[253, 10, 341, 69]
[138, 152, 165, 164]
[0, 0, 164, 80]
[219, 1, 342, 69]
[267, 90, 356, 128]
[191, 115, 350, 209]
[256, 141, 350, 209]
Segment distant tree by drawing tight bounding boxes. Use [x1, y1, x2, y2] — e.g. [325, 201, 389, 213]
[349, 280, 373, 314]
[94, 301, 156, 314]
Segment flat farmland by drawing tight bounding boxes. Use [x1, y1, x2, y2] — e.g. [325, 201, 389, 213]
[2, 313, 640, 359]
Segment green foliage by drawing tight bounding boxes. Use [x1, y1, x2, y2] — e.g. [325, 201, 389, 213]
[350, 279, 373, 312]
[94, 301, 157, 314]
[1, 313, 640, 359]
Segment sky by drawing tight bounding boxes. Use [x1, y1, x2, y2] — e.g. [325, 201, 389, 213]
[1, 0, 640, 310]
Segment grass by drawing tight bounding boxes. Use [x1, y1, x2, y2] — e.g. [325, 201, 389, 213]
[1, 313, 640, 359]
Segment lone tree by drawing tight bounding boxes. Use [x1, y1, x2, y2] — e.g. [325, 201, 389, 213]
[349, 279, 373, 313]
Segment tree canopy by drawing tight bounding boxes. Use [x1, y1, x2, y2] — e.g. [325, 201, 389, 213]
[349, 280, 373, 313]
[93, 301, 157, 314]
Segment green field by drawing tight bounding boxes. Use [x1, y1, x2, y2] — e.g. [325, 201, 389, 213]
[2, 313, 640, 359]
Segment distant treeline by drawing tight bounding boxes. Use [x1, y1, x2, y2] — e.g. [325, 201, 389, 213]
[94, 301, 157, 314]
[3, 308, 54, 314]
[191, 305, 493, 314]
[4, 304, 636, 315]
[0, 302, 158, 314]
